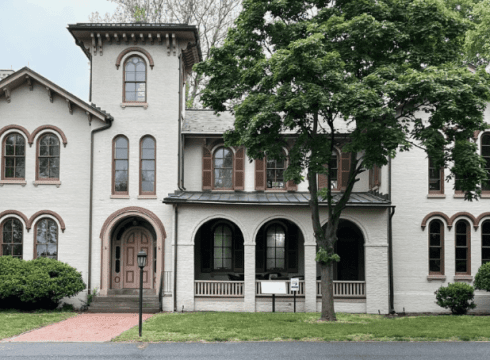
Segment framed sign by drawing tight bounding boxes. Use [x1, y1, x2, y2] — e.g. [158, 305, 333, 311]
[290, 278, 300, 291]
[261, 281, 287, 294]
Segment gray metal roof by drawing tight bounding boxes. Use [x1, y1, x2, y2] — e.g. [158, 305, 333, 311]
[183, 110, 236, 134]
[163, 191, 391, 207]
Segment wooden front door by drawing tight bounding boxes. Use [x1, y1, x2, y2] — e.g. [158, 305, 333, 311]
[122, 228, 153, 289]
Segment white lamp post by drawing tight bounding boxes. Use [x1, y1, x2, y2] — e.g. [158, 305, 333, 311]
[137, 250, 147, 337]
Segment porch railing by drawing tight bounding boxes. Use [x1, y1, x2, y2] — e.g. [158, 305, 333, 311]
[163, 271, 173, 295]
[317, 280, 365, 298]
[195, 280, 244, 297]
[256, 280, 305, 296]
[194, 280, 365, 298]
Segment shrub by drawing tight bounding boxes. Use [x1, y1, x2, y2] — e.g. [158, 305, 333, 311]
[0, 256, 86, 310]
[435, 282, 476, 315]
[474, 262, 490, 291]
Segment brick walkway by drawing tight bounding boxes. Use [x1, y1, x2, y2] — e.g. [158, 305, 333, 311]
[4, 313, 154, 342]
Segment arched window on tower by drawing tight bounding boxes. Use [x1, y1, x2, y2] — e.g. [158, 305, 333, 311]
[2, 133, 25, 180]
[35, 218, 58, 259]
[1, 218, 23, 258]
[124, 56, 146, 102]
[140, 136, 156, 195]
[113, 136, 129, 195]
[37, 134, 60, 180]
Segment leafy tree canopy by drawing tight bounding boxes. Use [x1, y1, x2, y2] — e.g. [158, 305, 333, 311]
[196, 0, 490, 320]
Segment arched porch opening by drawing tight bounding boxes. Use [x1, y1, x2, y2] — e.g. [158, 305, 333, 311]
[194, 218, 244, 281]
[320, 219, 365, 281]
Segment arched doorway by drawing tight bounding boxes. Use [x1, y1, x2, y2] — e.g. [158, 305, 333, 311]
[110, 217, 157, 291]
[320, 219, 365, 281]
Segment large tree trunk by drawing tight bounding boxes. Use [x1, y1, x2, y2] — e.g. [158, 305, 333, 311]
[320, 262, 335, 321]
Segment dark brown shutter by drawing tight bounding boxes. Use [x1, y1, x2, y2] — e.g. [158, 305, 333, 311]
[374, 165, 381, 187]
[255, 158, 265, 190]
[318, 164, 328, 190]
[340, 151, 351, 190]
[233, 232, 244, 272]
[286, 179, 297, 191]
[202, 147, 212, 190]
[234, 148, 245, 190]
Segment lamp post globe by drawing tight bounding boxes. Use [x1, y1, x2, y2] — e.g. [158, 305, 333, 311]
[137, 250, 147, 268]
[137, 250, 147, 337]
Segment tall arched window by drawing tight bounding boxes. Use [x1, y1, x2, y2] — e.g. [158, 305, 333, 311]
[482, 221, 490, 265]
[455, 220, 470, 274]
[140, 136, 155, 195]
[213, 225, 232, 270]
[37, 134, 60, 180]
[113, 136, 129, 194]
[124, 56, 146, 102]
[35, 218, 58, 259]
[1, 218, 23, 258]
[429, 220, 444, 274]
[266, 224, 286, 271]
[482, 134, 490, 191]
[2, 133, 25, 180]
[266, 151, 286, 189]
[213, 147, 233, 189]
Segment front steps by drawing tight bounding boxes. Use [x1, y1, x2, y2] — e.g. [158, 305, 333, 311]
[87, 289, 160, 313]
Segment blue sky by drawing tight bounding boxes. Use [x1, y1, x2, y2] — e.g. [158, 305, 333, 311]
[0, 0, 118, 101]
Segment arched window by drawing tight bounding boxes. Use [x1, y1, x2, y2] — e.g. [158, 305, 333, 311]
[266, 224, 286, 271]
[35, 218, 58, 259]
[113, 136, 129, 194]
[429, 220, 444, 274]
[482, 134, 490, 191]
[482, 221, 490, 265]
[266, 151, 286, 189]
[1, 218, 23, 258]
[213, 225, 233, 270]
[140, 136, 155, 195]
[213, 147, 233, 189]
[455, 220, 470, 274]
[2, 133, 25, 180]
[124, 56, 146, 102]
[37, 134, 60, 180]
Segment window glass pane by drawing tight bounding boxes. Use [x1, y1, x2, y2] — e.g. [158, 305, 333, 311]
[39, 145, 49, 156]
[456, 221, 467, 234]
[126, 62, 136, 71]
[266, 247, 275, 259]
[125, 92, 136, 101]
[276, 259, 285, 269]
[429, 221, 440, 234]
[429, 248, 441, 259]
[125, 83, 136, 92]
[142, 137, 155, 149]
[482, 145, 490, 157]
[16, 143, 25, 156]
[142, 160, 155, 171]
[215, 248, 223, 258]
[116, 148, 128, 159]
[115, 259, 120, 273]
[125, 71, 136, 81]
[266, 259, 275, 270]
[456, 260, 467, 273]
[115, 160, 128, 171]
[135, 62, 145, 71]
[429, 260, 441, 273]
[482, 135, 490, 146]
[49, 136, 59, 146]
[13, 244, 22, 256]
[483, 222, 490, 234]
[482, 248, 490, 260]
[50, 145, 60, 156]
[456, 235, 467, 247]
[3, 245, 12, 256]
[456, 248, 467, 260]
[276, 247, 285, 259]
[223, 259, 232, 269]
[141, 181, 154, 192]
[136, 72, 145, 81]
[142, 148, 154, 159]
[482, 235, 490, 247]
[12, 220, 22, 243]
[50, 165, 59, 179]
[136, 83, 146, 91]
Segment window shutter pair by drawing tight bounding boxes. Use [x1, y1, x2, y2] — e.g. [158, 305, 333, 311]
[340, 151, 351, 191]
[255, 157, 297, 191]
[202, 147, 245, 190]
[318, 166, 328, 189]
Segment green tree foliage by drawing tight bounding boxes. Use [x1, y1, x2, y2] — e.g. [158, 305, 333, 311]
[474, 262, 490, 291]
[0, 257, 86, 310]
[435, 282, 477, 315]
[196, 0, 490, 321]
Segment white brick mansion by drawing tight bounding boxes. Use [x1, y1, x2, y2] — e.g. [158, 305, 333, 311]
[1, 23, 490, 314]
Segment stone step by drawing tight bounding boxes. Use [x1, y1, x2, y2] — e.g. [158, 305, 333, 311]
[107, 289, 156, 296]
[87, 307, 159, 314]
[90, 301, 159, 308]
[93, 296, 159, 303]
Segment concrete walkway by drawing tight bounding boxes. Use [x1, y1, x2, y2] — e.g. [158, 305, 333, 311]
[4, 313, 154, 342]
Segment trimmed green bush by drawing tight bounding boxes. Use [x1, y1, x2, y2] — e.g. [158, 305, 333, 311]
[435, 282, 476, 315]
[474, 262, 490, 291]
[0, 256, 86, 310]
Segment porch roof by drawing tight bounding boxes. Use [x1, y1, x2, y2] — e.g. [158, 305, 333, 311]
[163, 191, 391, 207]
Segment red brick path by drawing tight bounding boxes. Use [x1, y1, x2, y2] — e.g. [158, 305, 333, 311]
[5, 313, 153, 342]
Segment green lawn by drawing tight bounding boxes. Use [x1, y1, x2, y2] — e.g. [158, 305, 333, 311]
[114, 312, 490, 342]
[0, 310, 77, 340]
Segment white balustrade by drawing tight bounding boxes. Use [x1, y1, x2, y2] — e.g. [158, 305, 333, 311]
[195, 280, 244, 297]
[316, 280, 366, 298]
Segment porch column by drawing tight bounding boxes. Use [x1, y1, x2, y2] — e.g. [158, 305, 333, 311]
[244, 244, 256, 312]
[176, 243, 195, 312]
[304, 244, 317, 312]
[365, 244, 389, 314]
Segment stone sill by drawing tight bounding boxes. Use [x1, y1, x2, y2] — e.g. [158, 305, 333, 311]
[454, 275, 473, 282]
[427, 275, 446, 282]
[121, 102, 148, 109]
[453, 193, 465, 198]
[33, 180, 61, 187]
[111, 194, 130, 199]
[481, 193, 490, 199]
[427, 194, 446, 198]
[138, 195, 158, 199]
[0, 180, 27, 186]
